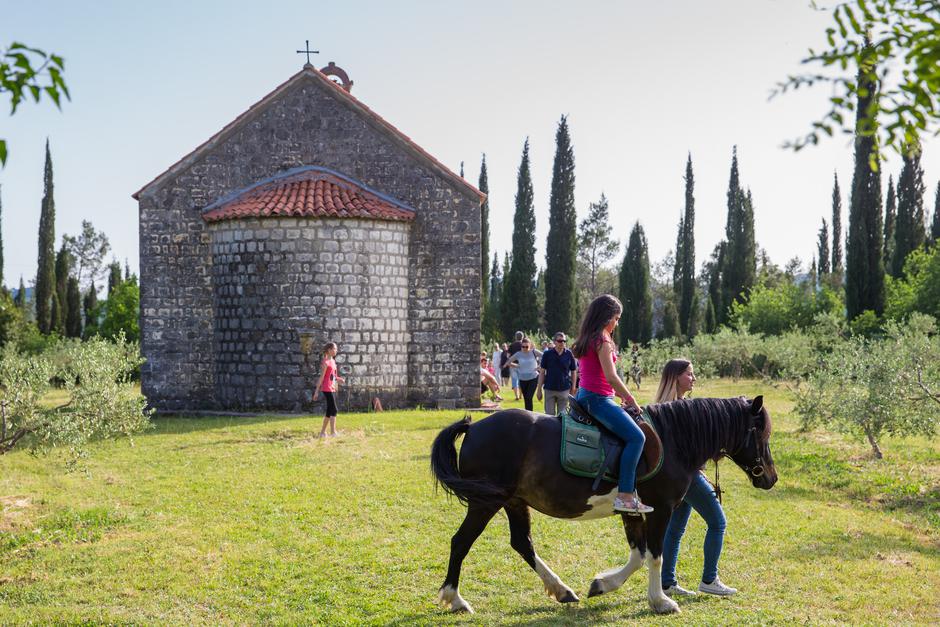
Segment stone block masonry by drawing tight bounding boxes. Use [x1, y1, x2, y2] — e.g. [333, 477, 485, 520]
[136, 67, 482, 412]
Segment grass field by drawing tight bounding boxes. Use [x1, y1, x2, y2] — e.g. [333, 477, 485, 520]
[1, 379, 938, 625]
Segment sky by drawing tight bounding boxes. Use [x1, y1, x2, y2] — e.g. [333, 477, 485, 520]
[4, 0, 940, 291]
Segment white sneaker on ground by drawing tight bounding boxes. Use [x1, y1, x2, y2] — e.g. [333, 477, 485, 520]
[663, 583, 697, 597]
[612, 496, 654, 514]
[698, 577, 737, 596]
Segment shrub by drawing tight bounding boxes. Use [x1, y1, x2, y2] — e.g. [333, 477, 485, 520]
[0, 333, 151, 462]
[730, 281, 843, 335]
[795, 313, 940, 458]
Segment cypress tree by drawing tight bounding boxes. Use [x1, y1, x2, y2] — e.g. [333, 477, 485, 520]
[107, 260, 122, 295]
[892, 142, 926, 277]
[706, 243, 723, 330]
[831, 172, 844, 281]
[66, 276, 82, 338]
[932, 181, 940, 246]
[883, 175, 896, 271]
[502, 139, 539, 336]
[619, 222, 652, 345]
[55, 242, 71, 331]
[479, 154, 490, 302]
[544, 116, 577, 335]
[83, 281, 98, 337]
[718, 147, 756, 323]
[845, 46, 885, 320]
[660, 300, 680, 339]
[704, 295, 717, 334]
[676, 154, 697, 336]
[50, 290, 62, 335]
[36, 139, 56, 334]
[14, 276, 26, 309]
[817, 218, 831, 276]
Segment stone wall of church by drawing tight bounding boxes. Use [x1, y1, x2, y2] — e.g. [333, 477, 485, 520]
[209, 216, 411, 410]
[138, 73, 480, 411]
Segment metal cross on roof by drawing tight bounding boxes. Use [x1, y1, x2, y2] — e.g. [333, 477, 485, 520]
[296, 40, 319, 65]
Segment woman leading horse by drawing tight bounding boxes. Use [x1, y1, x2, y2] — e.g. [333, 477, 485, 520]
[430, 300, 778, 615]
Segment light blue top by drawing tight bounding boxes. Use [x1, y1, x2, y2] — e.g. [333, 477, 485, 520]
[509, 350, 540, 381]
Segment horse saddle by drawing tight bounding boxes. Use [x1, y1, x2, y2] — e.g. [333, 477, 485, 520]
[560, 395, 664, 490]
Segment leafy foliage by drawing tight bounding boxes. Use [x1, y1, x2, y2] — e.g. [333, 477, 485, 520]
[776, 1, 940, 161]
[795, 313, 940, 457]
[730, 280, 844, 335]
[63, 221, 111, 291]
[0, 334, 151, 460]
[0, 42, 69, 166]
[577, 193, 619, 300]
[97, 277, 140, 343]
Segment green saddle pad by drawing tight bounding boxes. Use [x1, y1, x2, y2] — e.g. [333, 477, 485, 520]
[559, 409, 662, 485]
[559, 411, 618, 483]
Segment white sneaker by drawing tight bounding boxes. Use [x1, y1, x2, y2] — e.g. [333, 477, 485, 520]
[612, 496, 654, 514]
[663, 583, 697, 597]
[698, 577, 737, 596]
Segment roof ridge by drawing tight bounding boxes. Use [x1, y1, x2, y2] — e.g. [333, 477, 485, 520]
[132, 66, 484, 203]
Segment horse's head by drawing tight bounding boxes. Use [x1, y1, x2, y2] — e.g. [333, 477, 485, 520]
[726, 396, 777, 489]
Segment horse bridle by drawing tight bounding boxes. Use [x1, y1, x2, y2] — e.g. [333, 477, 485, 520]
[713, 421, 766, 504]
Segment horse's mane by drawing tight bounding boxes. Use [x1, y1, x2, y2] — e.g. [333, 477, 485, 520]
[646, 397, 750, 471]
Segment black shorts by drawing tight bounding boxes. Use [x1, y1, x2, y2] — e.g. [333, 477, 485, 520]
[323, 391, 337, 417]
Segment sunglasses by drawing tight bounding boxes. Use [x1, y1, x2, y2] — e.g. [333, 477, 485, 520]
[554, 338, 566, 342]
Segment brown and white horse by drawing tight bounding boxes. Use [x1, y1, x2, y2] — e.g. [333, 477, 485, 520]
[430, 396, 777, 614]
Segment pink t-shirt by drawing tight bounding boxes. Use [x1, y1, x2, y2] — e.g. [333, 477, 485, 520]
[578, 334, 617, 397]
[321, 358, 337, 392]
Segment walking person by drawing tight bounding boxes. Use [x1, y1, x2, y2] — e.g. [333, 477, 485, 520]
[536, 332, 577, 415]
[507, 337, 540, 411]
[491, 342, 503, 382]
[499, 343, 511, 387]
[508, 331, 524, 400]
[655, 359, 737, 598]
[314, 342, 345, 438]
[571, 294, 652, 515]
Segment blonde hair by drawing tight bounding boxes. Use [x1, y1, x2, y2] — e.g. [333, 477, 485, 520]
[654, 358, 692, 403]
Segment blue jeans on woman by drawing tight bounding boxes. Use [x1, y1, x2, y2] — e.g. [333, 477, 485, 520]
[575, 388, 645, 494]
[661, 472, 727, 587]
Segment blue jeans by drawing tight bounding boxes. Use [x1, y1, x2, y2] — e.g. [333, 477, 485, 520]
[661, 472, 727, 587]
[575, 388, 645, 493]
[511, 369, 520, 389]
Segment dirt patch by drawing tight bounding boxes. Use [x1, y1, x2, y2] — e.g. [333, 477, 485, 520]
[0, 495, 34, 532]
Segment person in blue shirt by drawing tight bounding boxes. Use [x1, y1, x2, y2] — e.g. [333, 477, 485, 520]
[536, 331, 578, 415]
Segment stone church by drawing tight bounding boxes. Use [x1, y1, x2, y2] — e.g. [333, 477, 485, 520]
[134, 62, 484, 412]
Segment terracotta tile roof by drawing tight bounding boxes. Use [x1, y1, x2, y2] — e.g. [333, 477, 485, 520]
[133, 64, 484, 203]
[201, 166, 416, 224]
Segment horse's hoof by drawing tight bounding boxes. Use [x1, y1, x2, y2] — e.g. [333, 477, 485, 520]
[587, 580, 606, 598]
[649, 596, 680, 614]
[558, 590, 580, 603]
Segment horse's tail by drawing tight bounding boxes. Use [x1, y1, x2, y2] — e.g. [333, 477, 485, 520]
[430, 415, 508, 506]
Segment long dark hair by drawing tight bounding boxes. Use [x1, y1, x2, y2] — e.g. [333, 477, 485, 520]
[571, 294, 622, 358]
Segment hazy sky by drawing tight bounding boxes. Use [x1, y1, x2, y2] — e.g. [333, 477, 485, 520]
[4, 0, 938, 290]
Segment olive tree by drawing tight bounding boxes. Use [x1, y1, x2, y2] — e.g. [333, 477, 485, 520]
[795, 312, 939, 457]
[0, 334, 151, 461]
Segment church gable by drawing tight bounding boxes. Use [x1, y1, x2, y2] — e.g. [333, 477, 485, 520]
[133, 65, 483, 205]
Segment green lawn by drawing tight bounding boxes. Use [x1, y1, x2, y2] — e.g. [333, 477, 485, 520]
[1, 379, 938, 624]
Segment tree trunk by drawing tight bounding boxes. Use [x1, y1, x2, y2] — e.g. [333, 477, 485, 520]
[864, 426, 883, 459]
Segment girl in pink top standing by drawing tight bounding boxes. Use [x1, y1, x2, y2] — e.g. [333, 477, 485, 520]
[314, 342, 345, 438]
[571, 294, 652, 514]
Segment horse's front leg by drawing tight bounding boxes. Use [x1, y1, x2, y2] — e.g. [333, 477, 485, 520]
[642, 510, 680, 614]
[587, 514, 647, 597]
